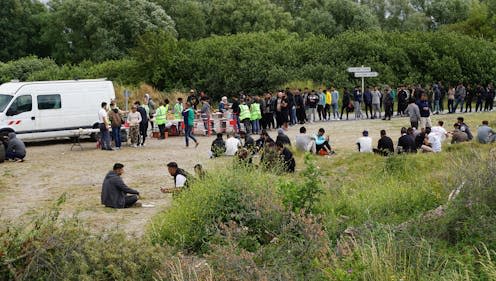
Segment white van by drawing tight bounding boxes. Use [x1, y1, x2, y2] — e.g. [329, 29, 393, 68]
[0, 79, 116, 141]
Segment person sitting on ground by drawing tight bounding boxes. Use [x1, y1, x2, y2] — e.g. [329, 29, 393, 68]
[456, 117, 473, 140]
[225, 132, 241, 156]
[476, 120, 496, 144]
[161, 162, 189, 193]
[276, 128, 291, 146]
[256, 130, 275, 152]
[101, 163, 141, 208]
[451, 123, 468, 144]
[397, 127, 417, 154]
[415, 127, 426, 150]
[276, 141, 295, 173]
[295, 126, 316, 153]
[210, 133, 226, 158]
[236, 148, 253, 165]
[314, 128, 332, 155]
[421, 127, 442, 153]
[6, 132, 26, 162]
[239, 130, 255, 151]
[356, 130, 372, 153]
[374, 129, 394, 156]
[431, 120, 449, 142]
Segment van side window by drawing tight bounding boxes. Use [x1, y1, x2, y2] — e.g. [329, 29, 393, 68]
[37, 94, 61, 110]
[7, 95, 32, 116]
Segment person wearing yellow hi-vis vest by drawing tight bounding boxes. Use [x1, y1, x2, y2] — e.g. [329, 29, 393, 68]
[250, 96, 262, 134]
[239, 99, 251, 133]
[155, 101, 167, 139]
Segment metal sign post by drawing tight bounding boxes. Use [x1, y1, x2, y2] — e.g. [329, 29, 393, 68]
[124, 89, 130, 112]
[347, 66, 379, 94]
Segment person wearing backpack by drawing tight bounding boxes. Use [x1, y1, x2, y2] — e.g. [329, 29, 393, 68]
[161, 162, 190, 193]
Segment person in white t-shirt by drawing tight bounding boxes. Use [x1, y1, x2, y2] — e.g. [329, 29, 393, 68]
[98, 102, 112, 150]
[225, 132, 241, 156]
[161, 162, 188, 193]
[431, 120, 448, 142]
[356, 130, 373, 153]
[421, 127, 442, 153]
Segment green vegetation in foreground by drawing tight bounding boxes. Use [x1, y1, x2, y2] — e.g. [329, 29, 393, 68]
[2, 143, 496, 280]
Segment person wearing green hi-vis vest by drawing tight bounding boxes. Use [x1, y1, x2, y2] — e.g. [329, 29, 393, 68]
[173, 98, 183, 120]
[155, 101, 167, 139]
[250, 96, 262, 134]
[239, 99, 251, 134]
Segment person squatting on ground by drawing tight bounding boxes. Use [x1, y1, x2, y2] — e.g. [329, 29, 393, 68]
[276, 141, 295, 173]
[374, 130, 394, 156]
[161, 162, 189, 194]
[6, 132, 26, 162]
[101, 163, 141, 208]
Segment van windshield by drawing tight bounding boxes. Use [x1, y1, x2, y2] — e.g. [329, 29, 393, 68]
[0, 94, 14, 112]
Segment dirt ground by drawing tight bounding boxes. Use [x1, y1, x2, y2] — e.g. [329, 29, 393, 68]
[0, 112, 493, 236]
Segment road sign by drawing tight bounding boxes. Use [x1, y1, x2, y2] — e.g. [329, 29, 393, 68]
[347, 67, 371, 73]
[354, 72, 379, 78]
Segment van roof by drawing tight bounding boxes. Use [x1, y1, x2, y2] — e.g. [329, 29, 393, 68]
[0, 79, 110, 95]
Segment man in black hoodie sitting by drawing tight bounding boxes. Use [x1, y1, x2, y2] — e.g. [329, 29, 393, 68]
[101, 163, 141, 208]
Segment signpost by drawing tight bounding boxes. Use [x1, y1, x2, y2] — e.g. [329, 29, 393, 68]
[347, 66, 379, 95]
[124, 89, 131, 112]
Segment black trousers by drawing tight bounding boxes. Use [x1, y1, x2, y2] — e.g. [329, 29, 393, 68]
[340, 105, 349, 120]
[316, 141, 331, 152]
[139, 122, 148, 144]
[317, 104, 325, 120]
[124, 195, 138, 208]
[364, 103, 373, 118]
[296, 108, 306, 124]
[158, 124, 166, 139]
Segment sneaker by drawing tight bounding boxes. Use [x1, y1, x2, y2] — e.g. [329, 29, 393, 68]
[195, 142, 199, 148]
[16, 158, 24, 163]
[141, 143, 146, 147]
[132, 144, 138, 148]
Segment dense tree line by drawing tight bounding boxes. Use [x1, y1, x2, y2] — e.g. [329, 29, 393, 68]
[2, 0, 496, 63]
[2, 30, 496, 101]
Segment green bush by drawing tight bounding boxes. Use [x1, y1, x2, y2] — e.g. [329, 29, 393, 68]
[0, 196, 168, 281]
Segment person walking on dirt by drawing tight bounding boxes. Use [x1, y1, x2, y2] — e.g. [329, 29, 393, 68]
[182, 102, 199, 148]
[101, 163, 141, 208]
[98, 102, 112, 151]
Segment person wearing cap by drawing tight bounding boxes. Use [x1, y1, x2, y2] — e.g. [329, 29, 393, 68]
[356, 130, 372, 153]
[161, 162, 190, 193]
[101, 163, 141, 208]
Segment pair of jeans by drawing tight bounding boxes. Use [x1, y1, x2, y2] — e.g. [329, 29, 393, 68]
[99, 123, 111, 150]
[434, 100, 440, 113]
[251, 119, 260, 134]
[448, 99, 454, 113]
[331, 103, 339, 119]
[290, 107, 297, 125]
[184, 123, 197, 146]
[111, 126, 121, 148]
[454, 98, 464, 113]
